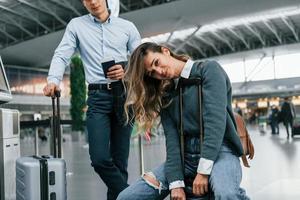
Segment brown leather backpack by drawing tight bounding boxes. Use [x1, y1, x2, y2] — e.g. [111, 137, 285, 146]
[234, 112, 255, 167]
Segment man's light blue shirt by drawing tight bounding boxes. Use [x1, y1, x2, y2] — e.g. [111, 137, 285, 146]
[48, 14, 141, 85]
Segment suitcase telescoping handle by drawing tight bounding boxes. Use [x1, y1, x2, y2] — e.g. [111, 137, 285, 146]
[51, 90, 62, 158]
[177, 64, 213, 199]
[178, 78, 203, 170]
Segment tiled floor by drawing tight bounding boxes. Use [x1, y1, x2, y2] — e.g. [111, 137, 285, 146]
[20, 124, 300, 200]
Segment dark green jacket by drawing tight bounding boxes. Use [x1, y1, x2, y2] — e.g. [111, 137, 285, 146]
[160, 60, 244, 184]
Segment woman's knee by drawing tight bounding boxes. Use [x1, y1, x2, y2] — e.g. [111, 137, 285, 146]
[214, 189, 238, 199]
[142, 173, 161, 188]
[117, 173, 164, 200]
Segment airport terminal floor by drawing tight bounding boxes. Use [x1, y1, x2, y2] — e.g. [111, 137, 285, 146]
[20, 124, 300, 200]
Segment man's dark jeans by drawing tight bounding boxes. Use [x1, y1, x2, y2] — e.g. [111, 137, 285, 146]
[284, 120, 293, 138]
[86, 83, 132, 200]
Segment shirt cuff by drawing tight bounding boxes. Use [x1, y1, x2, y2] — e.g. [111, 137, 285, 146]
[169, 180, 185, 190]
[47, 77, 60, 86]
[197, 158, 214, 175]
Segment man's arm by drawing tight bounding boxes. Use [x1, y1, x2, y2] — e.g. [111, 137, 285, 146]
[127, 22, 141, 54]
[290, 102, 296, 119]
[105, 21, 141, 81]
[44, 20, 77, 96]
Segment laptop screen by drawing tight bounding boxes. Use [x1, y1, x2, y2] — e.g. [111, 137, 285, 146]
[0, 56, 12, 103]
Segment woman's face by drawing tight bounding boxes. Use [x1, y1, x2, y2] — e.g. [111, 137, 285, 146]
[143, 48, 177, 80]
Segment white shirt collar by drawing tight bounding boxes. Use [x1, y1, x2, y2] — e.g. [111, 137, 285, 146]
[174, 59, 195, 88]
[181, 59, 194, 79]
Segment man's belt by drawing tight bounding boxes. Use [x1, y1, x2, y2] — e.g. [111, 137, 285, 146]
[88, 81, 123, 91]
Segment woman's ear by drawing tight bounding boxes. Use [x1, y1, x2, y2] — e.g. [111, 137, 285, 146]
[161, 47, 171, 56]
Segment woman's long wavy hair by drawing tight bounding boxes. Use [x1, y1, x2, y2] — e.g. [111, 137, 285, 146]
[124, 42, 189, 131]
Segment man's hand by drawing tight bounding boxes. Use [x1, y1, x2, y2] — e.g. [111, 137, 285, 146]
[193, 173, 209, 196]
[171, 188, 186, 200]
[107, 64, 124, 80]
[43, 83, 60, 97]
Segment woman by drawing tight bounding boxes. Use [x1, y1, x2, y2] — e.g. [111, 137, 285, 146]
[118, 42, 249, 200]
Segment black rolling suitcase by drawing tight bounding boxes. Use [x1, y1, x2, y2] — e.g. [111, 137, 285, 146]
[16, 91, 67, 200]
[178, 78, 213, 200]
[292, 119, 300, 138]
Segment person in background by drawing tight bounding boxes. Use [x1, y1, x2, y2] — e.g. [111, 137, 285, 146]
[38, 127, 47, 141]
[235, 106, 243, 117]
[118, 42, 249, 200]
[280, 97, 296, 138]
[248, 112, 256, 125]
[269, 105, 279, 135]
[43, 0, 141, 199]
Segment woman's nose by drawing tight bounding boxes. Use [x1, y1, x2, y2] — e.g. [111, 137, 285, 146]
[90, 0, 97, 5]
[153, 67, 162, 75]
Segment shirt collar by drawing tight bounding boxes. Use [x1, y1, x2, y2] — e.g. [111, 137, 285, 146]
[174, 59, 194, 89]
[88, 13, 111, 24]
[181, 59, 194, 79]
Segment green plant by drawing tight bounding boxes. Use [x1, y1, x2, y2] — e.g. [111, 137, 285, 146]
[70, 55, 86, 131]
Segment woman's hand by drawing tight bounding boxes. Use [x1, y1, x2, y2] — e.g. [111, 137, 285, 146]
[171, 188, 186, 200]
[193, 173, 209, 196]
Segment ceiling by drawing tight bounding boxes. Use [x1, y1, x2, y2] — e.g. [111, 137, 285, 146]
[0, 0, 177, 49]
[1, 0, 300, 67]
[152, 7, 300, 61]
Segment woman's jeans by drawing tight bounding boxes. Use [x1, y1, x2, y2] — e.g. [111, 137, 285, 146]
[86, 83, 132, 200]
[117, 144, 250, 200]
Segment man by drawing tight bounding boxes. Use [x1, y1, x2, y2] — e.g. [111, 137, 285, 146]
[43, 0, 141, 199]
[269, 105, 279, 135]
[280, 97, 296, 138]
